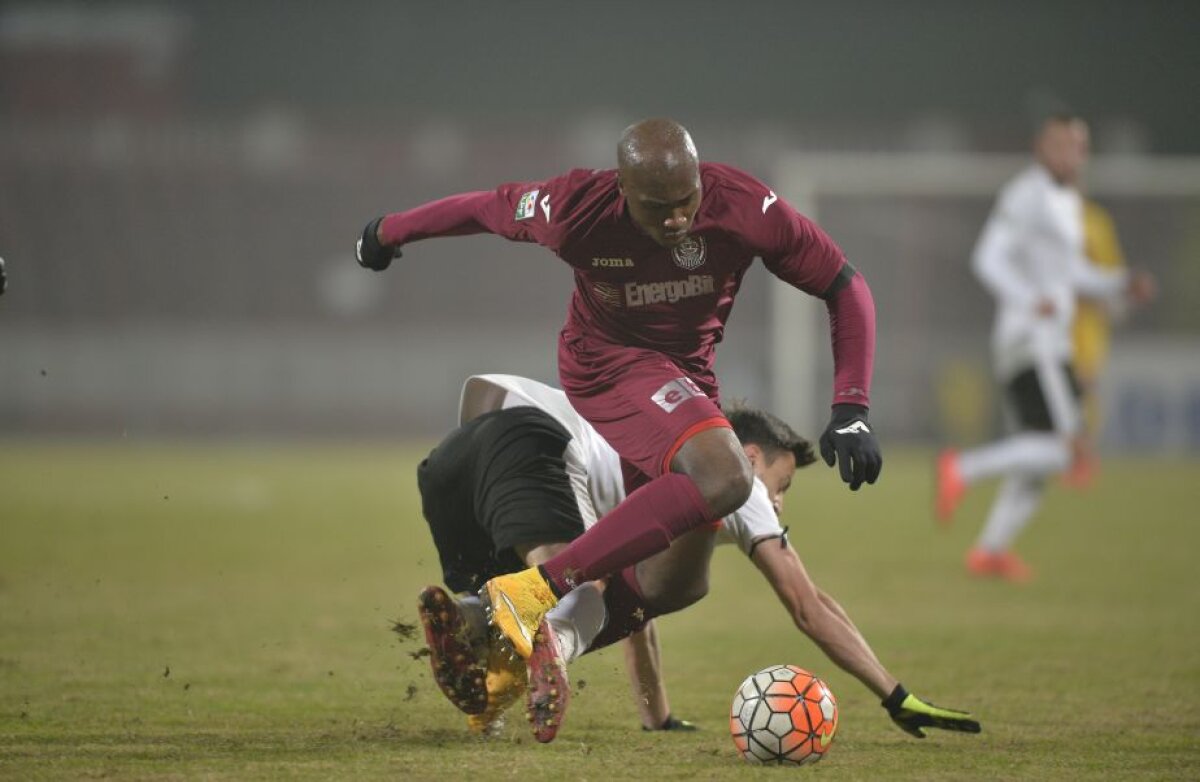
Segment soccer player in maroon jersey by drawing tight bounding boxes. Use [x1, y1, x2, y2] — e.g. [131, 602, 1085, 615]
[357, 119, 881, 740]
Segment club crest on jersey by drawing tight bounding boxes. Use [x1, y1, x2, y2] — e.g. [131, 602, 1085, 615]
[652, 377, 706, 413]
[671, 235, 706, 270]
[515, 190, 539, 221]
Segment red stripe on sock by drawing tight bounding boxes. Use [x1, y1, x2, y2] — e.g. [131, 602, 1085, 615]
[661, 416, 731, 475]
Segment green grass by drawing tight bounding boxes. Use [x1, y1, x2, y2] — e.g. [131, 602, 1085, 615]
[1, 442, 1198, 780]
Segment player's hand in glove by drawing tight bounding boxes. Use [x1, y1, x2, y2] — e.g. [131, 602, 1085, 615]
[356, 217, 401, 271]
[819, 403, 882, 490]
[883, 684, 981, 738]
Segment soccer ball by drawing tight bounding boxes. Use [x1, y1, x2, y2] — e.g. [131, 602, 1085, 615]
[729, 664, 838, 765]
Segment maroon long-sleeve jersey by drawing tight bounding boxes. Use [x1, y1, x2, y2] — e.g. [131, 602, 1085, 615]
[380, 162, 874, 406]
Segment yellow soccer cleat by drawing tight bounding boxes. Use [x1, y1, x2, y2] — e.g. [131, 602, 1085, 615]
[482, 566, 559, 659]
[466, 630, 529, 737]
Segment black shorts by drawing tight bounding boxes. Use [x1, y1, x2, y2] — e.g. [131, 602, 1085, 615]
[1005, 363, 1082, 432]
[416, 406, 585, 594]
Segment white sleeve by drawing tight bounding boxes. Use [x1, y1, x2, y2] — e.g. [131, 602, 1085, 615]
[717, 477, 785, 557]
[971, 182, 1039, 308]
[1068, 251, 1129, 304]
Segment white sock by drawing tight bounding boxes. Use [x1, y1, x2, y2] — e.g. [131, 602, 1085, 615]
[958, 433, 1070, 484]
[977, 476, 1045, 552]
[545, 582, 607, 663]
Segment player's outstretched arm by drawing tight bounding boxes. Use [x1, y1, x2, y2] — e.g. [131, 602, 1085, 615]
[751, 540, 895, 697]
[622, 621, 695, 732]
[355, 176, 568, 272]
[354, 190, 501, 271]
[752, 541, 982, 737]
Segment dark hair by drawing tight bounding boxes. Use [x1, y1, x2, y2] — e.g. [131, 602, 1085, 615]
[723, 401, 816, 468]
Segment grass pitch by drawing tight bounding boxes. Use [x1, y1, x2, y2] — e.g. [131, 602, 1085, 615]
[1, 442, 1197, 780]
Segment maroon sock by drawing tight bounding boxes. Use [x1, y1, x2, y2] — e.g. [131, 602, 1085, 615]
[583, 565, 654, 653]
[541, 472, 712, 594]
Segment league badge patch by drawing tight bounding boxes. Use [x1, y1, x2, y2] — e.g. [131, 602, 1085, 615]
[671, 235, 707, 270]
[515, 190, 539, 221]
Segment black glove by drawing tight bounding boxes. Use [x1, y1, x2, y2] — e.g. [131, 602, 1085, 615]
[0, 256, 7, 296]
[642, 714, 697, 732]
[883, 684, 981, 738]
[819, 403, 882, 490]
[356, 217, 401, 271]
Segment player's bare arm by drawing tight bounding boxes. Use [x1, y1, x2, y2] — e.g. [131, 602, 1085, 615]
[750, 539, 895, 697]
[750, 539, 980, 737]
[622, 621, 696, 732]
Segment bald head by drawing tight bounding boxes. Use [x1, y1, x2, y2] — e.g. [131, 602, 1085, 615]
[616, 119, 702, 247]
[618, 118, 699, 175]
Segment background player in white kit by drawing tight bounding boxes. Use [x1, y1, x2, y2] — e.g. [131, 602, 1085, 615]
[935, 114, 1156, 581]
[417, 374, 980, 740]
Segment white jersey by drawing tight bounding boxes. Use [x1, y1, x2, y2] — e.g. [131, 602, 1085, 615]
[972, 164, 1128, 380]
[459, 374, 784, 556]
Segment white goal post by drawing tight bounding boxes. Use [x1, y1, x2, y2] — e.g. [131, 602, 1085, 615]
[770, 152, 1200, 438]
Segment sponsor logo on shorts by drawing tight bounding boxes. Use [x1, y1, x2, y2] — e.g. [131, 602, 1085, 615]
[625, 274, 714, 307]
[652, 376, 706, 413]
[515, 190, 538, 221]
[671, 235, 707, 270]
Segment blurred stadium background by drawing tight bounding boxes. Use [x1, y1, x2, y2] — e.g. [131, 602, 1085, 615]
[1, 0, 1198, 449]
[3, 4, 1200, 778]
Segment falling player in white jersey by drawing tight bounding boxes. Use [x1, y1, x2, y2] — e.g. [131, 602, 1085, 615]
[415, 374, 980, 741]
[936, 114, 1156, 581]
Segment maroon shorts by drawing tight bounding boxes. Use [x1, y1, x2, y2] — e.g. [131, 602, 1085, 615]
[558, 331, 730, 482]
